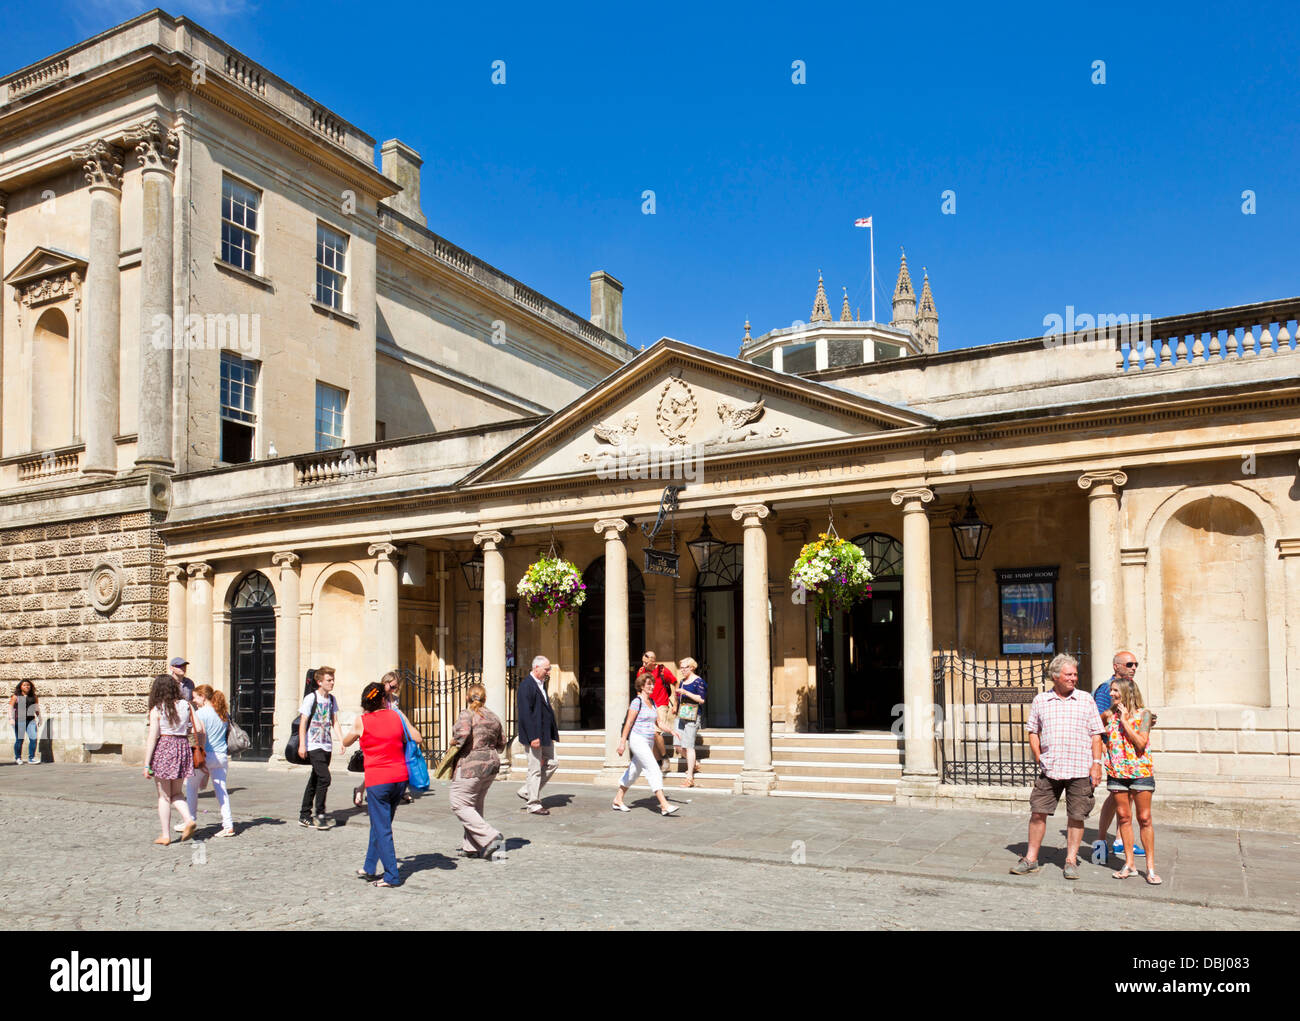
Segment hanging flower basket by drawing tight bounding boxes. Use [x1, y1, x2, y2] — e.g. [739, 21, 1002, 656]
[790, 533, 874, 615]
[517, 556, 587, 621]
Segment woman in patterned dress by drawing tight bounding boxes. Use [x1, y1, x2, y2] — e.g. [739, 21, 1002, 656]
[142, 673, 204, 846]
[448, 683, 507, 860]
[1105, 678, 1160, 884]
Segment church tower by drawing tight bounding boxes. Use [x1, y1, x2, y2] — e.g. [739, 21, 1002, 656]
[891, 249, 916, 333]
[917, 269, 938, 352]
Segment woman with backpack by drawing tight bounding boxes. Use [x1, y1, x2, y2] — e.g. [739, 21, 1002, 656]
[611, 673, 682, 816]
[341, 680, 423, 887]
[143, 673, 203, 845]
[184, 685, 235, 837]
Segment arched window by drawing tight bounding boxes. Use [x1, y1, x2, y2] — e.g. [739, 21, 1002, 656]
[696, 544, 743, 588]
[32, 307, 71, 450]
[231, 572, 276, 609]
[852, 532, 903, 578]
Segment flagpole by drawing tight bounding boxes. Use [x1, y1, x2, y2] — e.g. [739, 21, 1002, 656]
[869, 220, 876, 323]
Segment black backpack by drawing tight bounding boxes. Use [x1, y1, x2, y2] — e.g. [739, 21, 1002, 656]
[284, 692, 328, 763]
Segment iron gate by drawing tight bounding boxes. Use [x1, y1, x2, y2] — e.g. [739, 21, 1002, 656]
[932, 642, 1085, 785]
[398, 661, 519, 762]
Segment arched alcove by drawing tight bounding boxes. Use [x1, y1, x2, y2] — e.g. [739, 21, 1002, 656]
[32, 307, 71, 450]
[1161, 496, 1268, 706]
[314, 568, 369, 714]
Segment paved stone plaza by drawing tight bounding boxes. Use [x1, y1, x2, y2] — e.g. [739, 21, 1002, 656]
[0, 763, 1296, 930]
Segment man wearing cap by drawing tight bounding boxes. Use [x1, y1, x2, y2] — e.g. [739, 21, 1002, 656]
[169, 657, 195, 703]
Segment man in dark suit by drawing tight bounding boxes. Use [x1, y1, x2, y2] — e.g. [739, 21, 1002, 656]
[516, 655, 559, 814]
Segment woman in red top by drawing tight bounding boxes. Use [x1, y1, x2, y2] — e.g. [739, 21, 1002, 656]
[342, 681, 422, 888]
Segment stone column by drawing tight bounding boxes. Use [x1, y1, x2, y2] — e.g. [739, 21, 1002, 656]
[732, 503, 774, 794]
[892, 487, 937, 781]
[166, 565, 187, 663]
[186, 562, 213, 684]
[0, 191, 6, 456]
[474, 530, 508, 732]
[594, 518, 629, 784]
[77, 140, 125, 477]
[368, 543, 401, 674]
[1079, 470, 1127, 690]
[131, 120, 178, 470]
[272, 552, 301, 754]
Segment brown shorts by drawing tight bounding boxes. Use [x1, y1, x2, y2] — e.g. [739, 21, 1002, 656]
[1029, 774, 1096, 820]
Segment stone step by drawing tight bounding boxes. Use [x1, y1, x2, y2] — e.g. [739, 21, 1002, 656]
[772, 748, 903, 763]
[770, 762, 903, 778]
[774, 776, 900, 796]
[770, 790, 896, 802]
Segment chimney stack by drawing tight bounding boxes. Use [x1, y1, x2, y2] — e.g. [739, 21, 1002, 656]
[589, 271, 625, 340]
[380, 139, 425, 226]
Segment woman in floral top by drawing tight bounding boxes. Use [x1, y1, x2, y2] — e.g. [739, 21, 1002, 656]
[1105, 678, 1160, 884]
[449, 683, 507, 860]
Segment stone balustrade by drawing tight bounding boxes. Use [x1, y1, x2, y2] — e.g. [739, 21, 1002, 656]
[15, 448, 81, 481]
[6, 58, 69, 97]
[294, 448, 378, 486]
[1113, 299, 1300, 372]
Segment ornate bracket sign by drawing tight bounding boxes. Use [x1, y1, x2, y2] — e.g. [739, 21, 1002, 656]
[641, 484, 684, 577]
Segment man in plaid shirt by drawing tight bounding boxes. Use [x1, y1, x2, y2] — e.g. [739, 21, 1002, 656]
[1010, 653, 1105, 880]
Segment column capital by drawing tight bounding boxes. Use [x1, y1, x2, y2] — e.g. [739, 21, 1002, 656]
[593, 518, 629, 537]
[473, 529, 506, 550]
[1078, 469, 1128, 492]
[185, 562, 212, 581]
[271, 551, 301, 571]
[128, 117, 179, 175]
[367, 542, 401, 561]
[165, 564, 187, 583]
[731, 503, 771, 524]
[891, 486, 934, 507]
[75, 139, 125, 191]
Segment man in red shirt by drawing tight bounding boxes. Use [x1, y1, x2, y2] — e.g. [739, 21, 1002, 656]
[639, 651, 676, 765]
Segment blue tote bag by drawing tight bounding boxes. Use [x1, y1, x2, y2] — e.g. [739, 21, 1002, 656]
[401, 714, 430, 792]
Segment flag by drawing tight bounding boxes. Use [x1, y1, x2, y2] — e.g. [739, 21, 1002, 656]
[855, 217, 872, 228]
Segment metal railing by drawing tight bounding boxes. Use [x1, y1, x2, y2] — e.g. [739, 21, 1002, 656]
[398, 660, 519, 763]
[932, 641, 1086, 785]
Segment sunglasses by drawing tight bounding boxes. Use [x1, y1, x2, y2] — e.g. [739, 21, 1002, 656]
[1120, 662, 1138, 668]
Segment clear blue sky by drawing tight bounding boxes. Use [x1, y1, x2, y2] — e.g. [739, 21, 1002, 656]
[8, 1, 1300, 355]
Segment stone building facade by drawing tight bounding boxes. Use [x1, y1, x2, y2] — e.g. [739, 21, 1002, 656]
[2, 11, 1298, 830]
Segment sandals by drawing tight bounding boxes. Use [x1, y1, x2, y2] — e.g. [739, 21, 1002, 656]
[356, 868, 378, 879]
[216, 827, 236, 838]
[152, 836, 170, 846]
[683, 779, 696, 788]
[180, 821, 197, 842]
[611, 803, 630, 812]
[372, 878, 397, 888]
[1113, 864, 1137, 880]
[1145, 872, 1164, 885]
[661, 805, 679, 817]
[353, 786, 365, 807]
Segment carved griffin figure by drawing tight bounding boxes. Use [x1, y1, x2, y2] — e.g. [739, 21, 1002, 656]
[592, 413, 639, 446]
[715, 397, 767, 443]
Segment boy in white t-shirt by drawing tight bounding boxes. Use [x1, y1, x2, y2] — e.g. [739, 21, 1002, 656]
[298, 668, 341, 829]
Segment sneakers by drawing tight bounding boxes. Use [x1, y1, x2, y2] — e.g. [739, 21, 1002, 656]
[1063, 860, 1081, 880]
[1111, 838, 1146, 856]
[299, 817, 312, 828]
[1009, 857, 1041, 876]
[314, 815, 331, 830]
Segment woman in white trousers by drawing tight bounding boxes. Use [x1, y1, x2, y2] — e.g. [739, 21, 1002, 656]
[612, 674, 682, 816]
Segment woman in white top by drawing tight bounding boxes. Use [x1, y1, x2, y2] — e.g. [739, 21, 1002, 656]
[183, 685, 235, 837]
[142, 673, 204, 845]
[612, 674, 682, 816]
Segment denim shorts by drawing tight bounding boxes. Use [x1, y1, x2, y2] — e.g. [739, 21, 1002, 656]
[1106, 775, 1155, 793]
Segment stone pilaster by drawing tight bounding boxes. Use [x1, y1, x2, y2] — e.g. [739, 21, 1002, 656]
[131, 119, 178, 470]
[1079, 470, 1127, 690]
[593, 518, 630, 784]
[892, 487, 937, 782]
[272, 552, 301, 754]
[165, 565, 187, 663]
[0, 190, 6, 458]
[368, 542, 401, 676]
[732, 503, 774, 794]
[185, 561, 213, 685]
[77, 140, 124, 477]
[954, 566, 978, 651]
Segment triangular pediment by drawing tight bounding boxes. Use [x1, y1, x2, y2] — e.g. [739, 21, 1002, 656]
[4, 246, 88, 287]
[462, 339, 932, 486]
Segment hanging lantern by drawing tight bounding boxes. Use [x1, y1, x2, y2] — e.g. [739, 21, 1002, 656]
[460, 550, 485, 591]
[950, 487, 992, 561]
[687, 513, 722, 573]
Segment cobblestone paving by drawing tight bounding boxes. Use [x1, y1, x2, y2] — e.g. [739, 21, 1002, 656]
[1, 764, 1295, 930]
